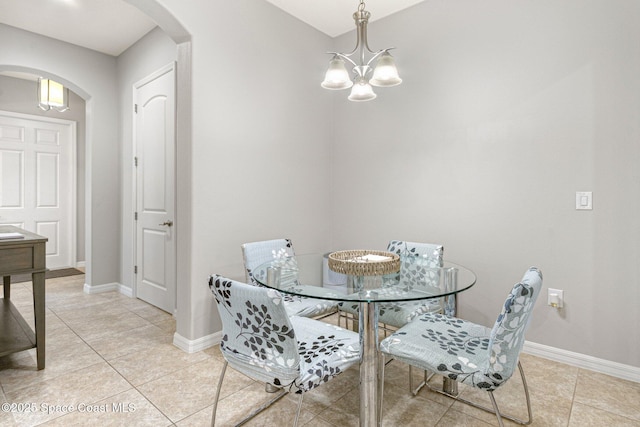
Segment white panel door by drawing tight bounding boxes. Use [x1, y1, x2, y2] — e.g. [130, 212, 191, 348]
[0, 111, 76, 269]
[134, 63, 176, 313]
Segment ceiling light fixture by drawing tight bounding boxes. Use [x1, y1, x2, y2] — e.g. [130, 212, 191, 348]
[321, 0, 402, 102]
[37, 78, 69, 112]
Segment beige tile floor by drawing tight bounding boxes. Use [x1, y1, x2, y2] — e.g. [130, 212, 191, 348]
[1, 273, 639, 426]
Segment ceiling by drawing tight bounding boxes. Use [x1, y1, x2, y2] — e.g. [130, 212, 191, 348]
[264, 0, 427, 37]
[0, 0, 426, 56]
[0, 0, 157, 57]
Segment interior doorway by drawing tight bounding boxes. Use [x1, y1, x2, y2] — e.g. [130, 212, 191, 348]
[1, 0, 192, 347]
[133, 63, 177, 314]
[0, 110, 77, 269]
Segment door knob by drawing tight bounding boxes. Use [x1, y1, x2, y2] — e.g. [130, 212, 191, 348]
[159, 220, 174, 227]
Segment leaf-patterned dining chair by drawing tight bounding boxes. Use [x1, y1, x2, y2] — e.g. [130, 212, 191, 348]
[338, 240, 444, 393]
[242, 238, 339, 319]
[207, 275, 360, 426]
[338, 240, 444, 329]
[379, 267, 543, 427]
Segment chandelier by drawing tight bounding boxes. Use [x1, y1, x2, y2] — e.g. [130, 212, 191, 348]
[321, 0, 402, 102]
[37, 78, 69, 112]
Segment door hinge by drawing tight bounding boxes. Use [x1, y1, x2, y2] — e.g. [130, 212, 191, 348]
[134, 156, 138, 167]
[134, 212, 138, 220]
[134, 104, 138, 113]
[134, 265, 138, 274]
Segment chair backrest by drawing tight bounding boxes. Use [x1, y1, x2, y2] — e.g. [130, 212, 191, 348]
[241, 238, 296, 285]
[386, 240, 444, 289]
[208, 274, 301, 387]
[485, 267, 542, 386]
[387, 240, 444, 266]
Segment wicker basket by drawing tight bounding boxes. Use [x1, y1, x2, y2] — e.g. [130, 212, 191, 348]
[328, 250, 400, 276]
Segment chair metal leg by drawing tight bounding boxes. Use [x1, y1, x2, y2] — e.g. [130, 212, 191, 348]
[212, 360, 289, 426]
[488, 391, 505, 427]
[235, 389, 287, 427]
[293, 393, 304, 427]
[211, 360, 228, 427]
[379, 353, 386, 424]
[417, 360, 533, 425]
[518, 359, 534, 424]
[408, 365, 432, 396]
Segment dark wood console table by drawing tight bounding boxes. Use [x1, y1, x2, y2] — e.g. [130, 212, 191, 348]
[0, 225, 47, 370]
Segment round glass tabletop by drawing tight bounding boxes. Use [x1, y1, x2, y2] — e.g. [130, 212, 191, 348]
[253, 253, 476, 303]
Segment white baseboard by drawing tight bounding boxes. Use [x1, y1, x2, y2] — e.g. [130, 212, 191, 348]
[75, 261, 86, 268]
[524, 341, 640, 383]
[173, 331, 222, 354]
[75, 286, 640, 382]
[83, 282, 133, 298]
[83, 282, 120, 294]
[166, 335, 639, 383]
[118, 285, 133, 298]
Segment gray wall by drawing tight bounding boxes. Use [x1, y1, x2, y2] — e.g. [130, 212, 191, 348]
[330, 0, 640, 367]
[2, 0, 638, 370]
[159, 0, 335, 339]
[116, 27, 176, 290]
[0, 75, 86, 264]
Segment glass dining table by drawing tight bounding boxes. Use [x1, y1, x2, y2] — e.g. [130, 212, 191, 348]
[252, 253, 477, 427]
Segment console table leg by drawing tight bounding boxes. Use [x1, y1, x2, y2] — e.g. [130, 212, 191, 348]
[3, 275, 9, 299]
[32, 271, 46, 370]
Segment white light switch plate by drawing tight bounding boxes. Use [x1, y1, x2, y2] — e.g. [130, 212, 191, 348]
[576, 191, 592, 210]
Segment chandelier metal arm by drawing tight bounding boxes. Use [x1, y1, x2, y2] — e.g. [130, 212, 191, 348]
[364, 47, 395, 68]
[324, 0, 396, 79]
[326, 48, 394, 78]
[326, 51, 358, 69]
[326, 46, 394, 60]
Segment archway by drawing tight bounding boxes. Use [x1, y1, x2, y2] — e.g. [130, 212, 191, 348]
[0, 0, 193, 349]
[123, 1, 192, 348]
[0, 66, 87, 275]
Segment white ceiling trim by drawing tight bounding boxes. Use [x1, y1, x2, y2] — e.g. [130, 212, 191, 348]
[263, 0, 427, 37]
[0, 0, 426, 56]
[0, 0, 157, 56]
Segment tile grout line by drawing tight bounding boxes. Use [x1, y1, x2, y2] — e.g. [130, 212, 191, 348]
[12, 277, 178, 426]
[5, 274, 638, 426]
[48, 293, 181, 425]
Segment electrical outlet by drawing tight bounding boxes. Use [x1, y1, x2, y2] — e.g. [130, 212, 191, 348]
[548, 288, 564, 308]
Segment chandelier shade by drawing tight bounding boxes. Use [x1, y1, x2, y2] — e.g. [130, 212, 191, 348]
[38, 78, 69, 112]
[348, 77, 377, 102]
[321, 56, 354, 90]
[370, 51, 402, 87]
[321, 0, 402, 102]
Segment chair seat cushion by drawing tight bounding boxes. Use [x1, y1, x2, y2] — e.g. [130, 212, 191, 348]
[282, 286, 339, 318]
[289, 316, 360, 393]
[213, 275, 360, 396]
[339, 298, 441, 328]
[380, 313, 505, 390]
[221, 310, 359, 395]
[381, 269, 542, 393]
